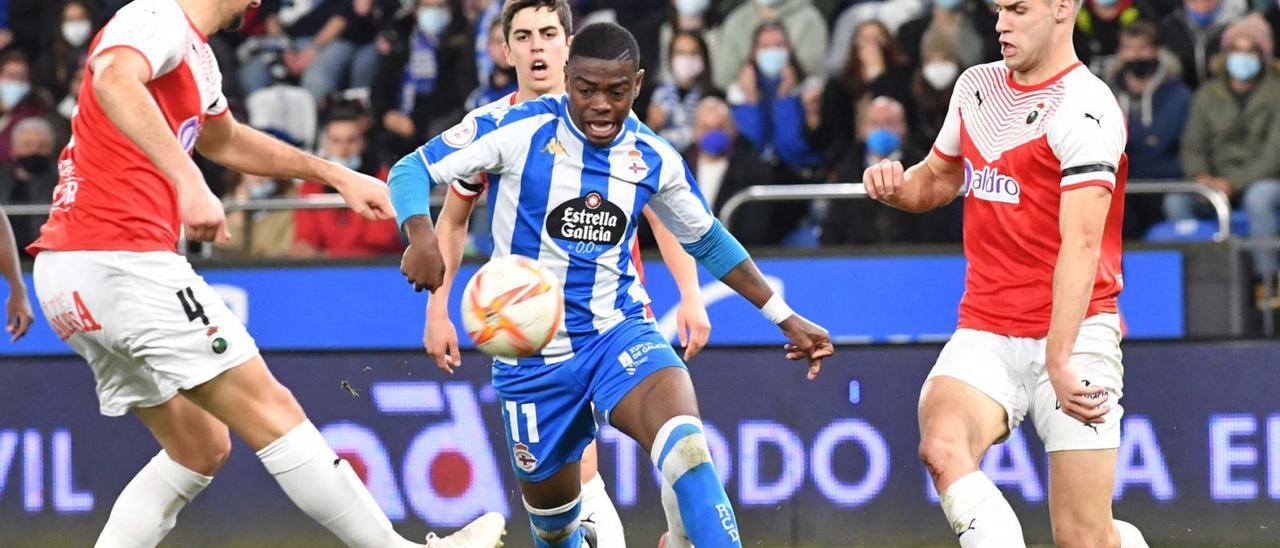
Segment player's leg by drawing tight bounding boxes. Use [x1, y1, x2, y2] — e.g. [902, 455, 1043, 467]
[578, 441, 626, 547]
[96, 396, 229, 548]
[520, 463, 595, 547]
[919, 330, 1030, 547]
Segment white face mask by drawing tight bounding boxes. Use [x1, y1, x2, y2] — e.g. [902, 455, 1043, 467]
[671, 54, 704, 83]
[674, 0, 710, 16]
[62, 20, 92, 47]
[922, 61, 960, 90]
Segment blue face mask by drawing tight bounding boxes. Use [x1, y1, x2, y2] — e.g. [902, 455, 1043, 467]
[0, 80, 30, 109]
[334, 154, 362, 171]
[1094, 0, 1120, 7]
[700, 129, 731, 156]
[934, 0, 962, 11]
[1226, 52, 1262, 81]
[865, 128, 901, 157]
[248, 179, 279, 199]
[755, 47, 789, 79]
[416, 6, 451, 36]
[1186, 3, 1220, 28]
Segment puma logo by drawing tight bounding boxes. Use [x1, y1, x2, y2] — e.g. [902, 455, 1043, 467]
[956, 518, 977, 538]
[1084, 112, 1103, 127]
[974, 89, 984, 107]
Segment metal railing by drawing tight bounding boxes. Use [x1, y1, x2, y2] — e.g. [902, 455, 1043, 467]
[718, 180, 1233, 241]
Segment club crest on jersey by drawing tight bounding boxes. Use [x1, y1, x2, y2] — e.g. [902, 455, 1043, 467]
[547, 191, 626, 253]
[176, 116, 201, 154]
[625, 149, 648, 177]
[513, 443, 538, 473]
[442, 118, 478, 148]
[963, 159, 1021, 204]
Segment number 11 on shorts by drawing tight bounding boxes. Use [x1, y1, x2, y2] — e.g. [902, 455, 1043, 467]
[505, 401, 540, 443]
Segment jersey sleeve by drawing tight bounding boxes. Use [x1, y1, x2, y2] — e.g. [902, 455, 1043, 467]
[91, 3, 188, 80]
[645, 150, 716, 244]
[931, 72, 965, 162]
[1047, 84, 1126, 192]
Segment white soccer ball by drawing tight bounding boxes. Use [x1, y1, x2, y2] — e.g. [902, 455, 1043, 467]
[461, 255, 563, 358]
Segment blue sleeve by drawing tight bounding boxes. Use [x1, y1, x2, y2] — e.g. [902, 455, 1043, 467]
[771, 96, 823, 169]
[681, 219, 750, 279]
[388, 151, 437, 231]
[730, 103, 767, 151]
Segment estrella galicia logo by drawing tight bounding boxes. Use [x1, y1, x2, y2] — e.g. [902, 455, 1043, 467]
[547, 191, 626, 256]
[176, 116, 201, 154]
[963, 159, 1021, 205]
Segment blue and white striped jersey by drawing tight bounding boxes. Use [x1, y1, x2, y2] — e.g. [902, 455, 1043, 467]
[407, 94, 716, 365]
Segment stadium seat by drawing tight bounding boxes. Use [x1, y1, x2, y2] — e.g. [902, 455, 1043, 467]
[1144, 211, 1251, 242]
[246, 85, 319, 151]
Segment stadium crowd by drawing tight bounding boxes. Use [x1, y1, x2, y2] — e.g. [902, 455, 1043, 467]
[0, 0, 1279, 294]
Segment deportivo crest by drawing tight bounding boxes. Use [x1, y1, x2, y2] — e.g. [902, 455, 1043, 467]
[513, 442, 538, 473]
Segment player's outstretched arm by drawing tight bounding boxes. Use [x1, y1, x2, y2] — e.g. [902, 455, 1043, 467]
[196, 115, 394, 222]
[864, 151, 966, 213]
[91, 49, 228, 243]
[424, 192, 477, 374]
[1045, 186, 1113, 424]
[0, 206, 31, 342]
[643, 206, 711, 361]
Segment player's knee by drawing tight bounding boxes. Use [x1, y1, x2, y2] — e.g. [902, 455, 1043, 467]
[525, 498, 583, 544]
[1053, 516, 1120, 548]
[918, 433, 972, 480]
[651, 415, 712, 484]
[169, 431, 230, 476]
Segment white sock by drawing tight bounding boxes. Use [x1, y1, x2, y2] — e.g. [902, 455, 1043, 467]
[939, 471, 1026, 548]
[579, 473, 626, 547]
[257, 420, 417, 548]
[659, 478, 692, 548]
[96, 451, 212, 548]
[1114, 519, 1148, 548]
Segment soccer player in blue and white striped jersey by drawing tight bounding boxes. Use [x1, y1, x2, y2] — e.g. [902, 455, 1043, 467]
[390, 22, 833, 548]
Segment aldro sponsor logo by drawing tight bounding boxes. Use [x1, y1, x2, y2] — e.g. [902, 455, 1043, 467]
[963, 159, 1021, 205]
[547, 191, 626, 256]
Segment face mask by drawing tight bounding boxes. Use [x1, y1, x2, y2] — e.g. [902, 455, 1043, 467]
[62, 20, 92, 47]
[1187, 3, 1220, 28]
[671, 54, 705, 83]
[865, 128, 902, 157]
[416, 6, 451, 36]
[934, 0, 962, 11]
[333, 154, 362, 171]
[1125, 58, 1158, 79]
[757, 0, 783, 6]
[0, 81, 30, 109]
[248, 179, 278, 199]
[675, 0, 710, 16]
[700, 129, 731, 156]
[1226, 52, 1262, 81]
[922, 61, 959, 90]
[755, 47, 789, 78]
[15, 154, 50, 174]
[57, 95, 77, 119]
[1094, 0, 1120, 7]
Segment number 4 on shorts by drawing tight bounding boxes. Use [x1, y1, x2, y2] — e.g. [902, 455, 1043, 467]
[176, 287, 210, 326]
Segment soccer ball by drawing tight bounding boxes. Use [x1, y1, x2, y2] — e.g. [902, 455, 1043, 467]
[461, 255, 564, 358]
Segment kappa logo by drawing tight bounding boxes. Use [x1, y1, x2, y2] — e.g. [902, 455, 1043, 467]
[543, 138, 567, 155]
[513, 442, 538, 473]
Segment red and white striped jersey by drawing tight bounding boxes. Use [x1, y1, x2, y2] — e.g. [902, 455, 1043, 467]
[932, 61, 1128, 338]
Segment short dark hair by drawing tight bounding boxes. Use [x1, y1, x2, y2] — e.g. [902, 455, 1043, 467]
[501, 0, 572, 43]
[1120, 21, 1160, 47]
[568, 22, 641, 71]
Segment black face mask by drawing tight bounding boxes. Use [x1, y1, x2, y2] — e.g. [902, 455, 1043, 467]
[1126, 58, 1159, 79]
[15, 154, 50, 174]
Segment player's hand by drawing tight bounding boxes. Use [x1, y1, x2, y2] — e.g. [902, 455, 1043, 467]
[401, 239, 446, 292]
[425, 311, 462, 374]
[1047, 360, 1110, 425]
[863, 158, 905, 201]
[6, 289, 33, 342]
[779, 315, 834, 380]
[329, 168, 396, 221]
[675, 296, 711, 361]
[179, 185, 230, 244]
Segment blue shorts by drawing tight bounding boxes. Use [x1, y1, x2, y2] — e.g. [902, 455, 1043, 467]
[491, 318, 685, 483]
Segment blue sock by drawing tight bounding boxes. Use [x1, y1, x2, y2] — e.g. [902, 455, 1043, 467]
[652, 416, 741, 547]
[526, 497, 586, 548]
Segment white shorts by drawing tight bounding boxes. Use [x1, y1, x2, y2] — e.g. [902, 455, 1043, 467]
[926, 313, 1125, 452]
[33, 251, 259, 416]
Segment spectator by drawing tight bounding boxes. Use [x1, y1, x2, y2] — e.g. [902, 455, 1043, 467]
[715, 0, 828, 91]
[909, 33, 963, 154]
[897, 0, 998, 69]
[648, 30, 719, 152]
[1074, 0, 1158, 72]
[470, 0, 501, 87]
[1107, 21, 1191, 236]
[683, 96, 776, 245]
[657, 0, 724, 81]
[5, 0, 54, 61]
[238, 0, 375, 100]
[728, 22, 824, 174]
[371, 0, 475, 160]
[293, 111, 403, 258]
[221, 173, 297, 259]
[465, 17, 517, 111]
[822, 96, 957, 244]
[1267, 0, 1280, 60]
[1171, 15, 1280, 298]
[813, 19, 914, 168]
[1159, 0, 1246, 88]
[336, 0, 402, 93]
[0, 51, 52, 165]
[0, 117, 57, 249]
[33, 0, 97, 105]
